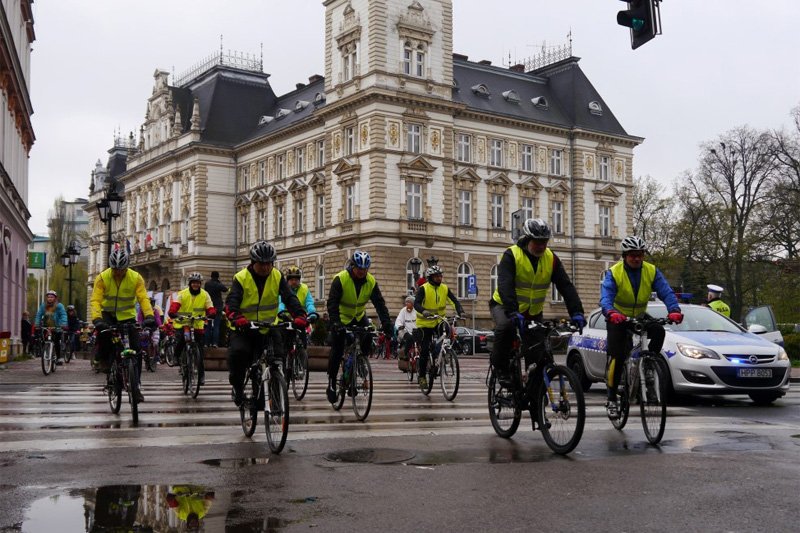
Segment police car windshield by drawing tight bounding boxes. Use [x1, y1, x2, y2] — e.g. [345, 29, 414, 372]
[647, 304, 744, 334]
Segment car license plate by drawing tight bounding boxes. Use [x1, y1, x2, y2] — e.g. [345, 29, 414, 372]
[737, 368, 772, 378]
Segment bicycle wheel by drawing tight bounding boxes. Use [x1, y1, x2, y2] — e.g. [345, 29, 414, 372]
[332, 359, 347, 411]
[190, 345, 202, 399]
[610, 367, 630, 431]
[291, 347, 309, 401]
[265, 371, 290, 453]
[440, 348, 460, 401]
[127, 358, 139, 426]
[164, 342, 177, 367]
[537, 365, 585, 455]
[107, 361, 122, 414]
[352, 354, 373, 421]
[406, 353, 416, 383]
[487, 369, 521, 438]
[640, 355, 667, 444]
[41, 342, 53, 375]
[64, 335, 74, 363]
[240, 367, 259, 437]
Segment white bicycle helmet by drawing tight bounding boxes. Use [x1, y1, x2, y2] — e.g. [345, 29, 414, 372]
[108, 249, 130, 269]
[621, 235, 647, 254]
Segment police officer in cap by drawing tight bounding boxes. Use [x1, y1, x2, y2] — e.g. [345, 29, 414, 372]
[704, 284, 730, 317]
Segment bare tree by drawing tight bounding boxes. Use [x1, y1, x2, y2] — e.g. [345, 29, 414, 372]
[675, 126, 778, 319]
[632, 174, 676, 255]
[767, 103, 800, 259]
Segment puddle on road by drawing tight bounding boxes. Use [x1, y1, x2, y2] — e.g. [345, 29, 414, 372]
[201, 457, 271, 468]
[19, 484, 300, 532]
[323, 446, 561, 466]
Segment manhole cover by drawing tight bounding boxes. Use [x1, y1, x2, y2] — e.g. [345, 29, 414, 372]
[325, 448, 415, 464]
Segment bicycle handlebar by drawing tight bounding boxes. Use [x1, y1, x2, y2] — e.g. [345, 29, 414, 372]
[626, 316, 670, 334]
[174, 314, 208, 322]
[248, 320, 296, 331]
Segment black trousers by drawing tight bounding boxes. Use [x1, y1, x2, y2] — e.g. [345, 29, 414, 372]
[95, 320, 142, 380]
[227, 328, 283, 394]
[605, 320, 665, 394]
[489, 304, 547, 372]
[327, 316, 371, 380]
[417, 327, 436, 376]
[175, 328, 205, 378]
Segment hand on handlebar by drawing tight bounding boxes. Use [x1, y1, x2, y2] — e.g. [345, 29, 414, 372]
[667, 311, 684, 324]
[607, 311, 627, 325]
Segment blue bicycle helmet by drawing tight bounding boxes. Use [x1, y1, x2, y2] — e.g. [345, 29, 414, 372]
[351, 250, 371, 269]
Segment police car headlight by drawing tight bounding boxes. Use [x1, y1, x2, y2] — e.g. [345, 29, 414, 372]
[677, 343, 720, 360]
[776, 347, 789, 361]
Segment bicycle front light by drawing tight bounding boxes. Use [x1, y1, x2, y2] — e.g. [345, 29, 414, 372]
[676, 343, 720, 360]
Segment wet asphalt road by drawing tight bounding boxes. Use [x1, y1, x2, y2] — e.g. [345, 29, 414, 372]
[1, 356, 798, 532]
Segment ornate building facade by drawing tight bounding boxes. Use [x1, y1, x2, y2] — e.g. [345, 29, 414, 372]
[0, 0, 35, 350]
[86, 0, 641, 326]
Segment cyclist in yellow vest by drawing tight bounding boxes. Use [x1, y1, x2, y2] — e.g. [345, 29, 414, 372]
[490, 218, 585, 383]
[414, 265, 464, 390]
[168, 272, 216, 386]
[600, 235, 683, 417]
[225, 241, 307, 406]
[90, 249, 155, 402]
[704, 284, 731, 318]
[325, 250, 393, 403]
[166, 485, 215, 528]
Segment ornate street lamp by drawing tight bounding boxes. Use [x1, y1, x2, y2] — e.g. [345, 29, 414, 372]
[60, 240, 80, 311]
[409, 257, 423, 294]
[96, 189, 124, 268]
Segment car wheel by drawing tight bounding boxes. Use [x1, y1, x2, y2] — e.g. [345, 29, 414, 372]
[461, 341, 473, 355]
[748, 391, 782, 406]
[567, 351, 591, 392]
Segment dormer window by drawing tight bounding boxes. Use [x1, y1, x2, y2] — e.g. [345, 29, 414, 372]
[502, 90, 520, 103]
[588, 101, 603, 115]
[275, 108, 291, 120]
[295, 100, 309, 112]
[258, 115, 274, 126]
[314, 92, 326, 105]
[471, 84, 490, 97]
[532, 96, 548, 109]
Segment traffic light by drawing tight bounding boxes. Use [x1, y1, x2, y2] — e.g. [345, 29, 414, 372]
[617, 0, 661, 50]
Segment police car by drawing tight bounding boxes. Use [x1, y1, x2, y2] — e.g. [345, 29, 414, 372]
[566, 303, 791, 405]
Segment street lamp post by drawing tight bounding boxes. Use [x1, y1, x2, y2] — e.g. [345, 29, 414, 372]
[409, 257, 422, 295]
[96, 190, 123, 269]
[60, 241, 80, 310]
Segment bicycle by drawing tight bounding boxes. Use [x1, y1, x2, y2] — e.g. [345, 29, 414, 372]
[486, 319, 585, 455]
[239, 320, 292, 454]
[101, 324, 143, 425]
[139, 328, 157, 372]
[159, 325, 177, 367]
[62, 330, 76, 364]
[331, 325, 375, 421]
[174, 314, 207, 399]
[38, 327, 58, 375]
[398, 327, 419, 383]
[419, 315, 461, 401]
[607, 316, 670, 445]
[285, 326, 310, 401]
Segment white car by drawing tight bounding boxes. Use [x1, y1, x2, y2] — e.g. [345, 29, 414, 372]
[566, 303, 791, 405]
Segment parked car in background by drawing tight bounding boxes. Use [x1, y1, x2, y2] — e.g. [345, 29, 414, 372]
[566, 303, 791, 405]
[454, 326, 493, 354]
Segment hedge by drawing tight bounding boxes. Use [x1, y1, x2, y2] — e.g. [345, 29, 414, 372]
[783, 333, 800, 362]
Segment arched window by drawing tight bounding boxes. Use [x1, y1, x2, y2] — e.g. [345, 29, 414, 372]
[490, 264, 498, 296]
[316, 264, 326, 299]
[457, 262, 473, 299]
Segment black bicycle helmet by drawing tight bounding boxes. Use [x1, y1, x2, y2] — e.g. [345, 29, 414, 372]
[283, 265, 302, 279]
[249, 240, 277, 263]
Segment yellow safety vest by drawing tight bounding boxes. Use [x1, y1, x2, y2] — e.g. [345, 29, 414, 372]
[492, 246, 554, 315]
[172, 288, 212, 329]
[337, 270, 376, 324]
[230, 267, 281, 327]
[416, 282, 452, 328]
[99, 268, 142, 321]
[610, 260, 656, 317]
[708, 299, 731, 318]
[296, 283, 309, 309]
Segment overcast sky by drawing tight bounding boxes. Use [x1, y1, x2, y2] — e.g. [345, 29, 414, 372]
[26, 0, 800, 234]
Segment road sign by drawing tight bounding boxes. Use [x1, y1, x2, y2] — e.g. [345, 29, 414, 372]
[467, 274, 477, 299]
[28, 251, 46, 269]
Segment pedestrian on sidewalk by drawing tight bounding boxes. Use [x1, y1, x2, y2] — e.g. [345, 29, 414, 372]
[204, 271, 228, 347]
[21, 311, 32, 355]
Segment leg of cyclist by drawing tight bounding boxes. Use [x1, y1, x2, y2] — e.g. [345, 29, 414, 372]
[54, 329, 64, 364]
[174, 330, 187, 372]
[123, 321, 145, 402]
[327, 326, 347, 403]
[605, 320, 628, 415]
[489, 303, 515, 384]
[522, 312, 547, 377]
[417, 327, 435, 388]
[228, 329, 256, 406]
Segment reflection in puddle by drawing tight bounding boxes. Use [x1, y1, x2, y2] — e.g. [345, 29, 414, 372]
[201, 457, 271, 468]
[20, 484, 294, 532]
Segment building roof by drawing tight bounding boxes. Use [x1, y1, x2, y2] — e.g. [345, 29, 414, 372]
[452, 56, 631, 138]
[238, 77, 326, 144]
